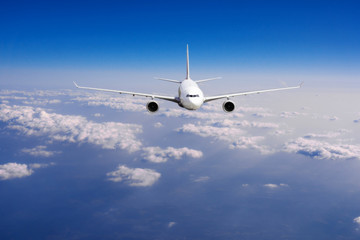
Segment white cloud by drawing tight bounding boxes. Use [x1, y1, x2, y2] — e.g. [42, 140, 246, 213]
[211, 119, 279, 129]
[264, 183, 279, 189]
[264, 183, 288, 189]
[0, 90, 80, 101]
[193, 176, 210, 183]
[280, 111, 306, 119]
[168, 222, 176, 228]
[106, 165, 161, 187]
[303, 132, 342, 139]
[93, 113, 103, 117]
[0, 163, 33, 180]
[0, 90, 69, 107]
[302, 130, 350, 140]
[154, 122, 163, 128]
[0, 96, 27, 100]
[142, 146, 203, 163]
[0, 162, 55, 180]
[273, 129, 293, 136]
[29, 163, 55, 169]
[284, 137, 360, 160]
[162, 108, 244, 120]
[237, 106, 272, 115]
[0, 103, 143, 153]
[23, 99, 61, 105]
[230, 136, 272, 154]
[21, 145, 61, 157]
[252, 112, 274, 118]
[354, 216, 360, 231]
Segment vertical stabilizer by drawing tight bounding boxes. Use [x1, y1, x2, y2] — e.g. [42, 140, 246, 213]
[186, 44, 190, 80]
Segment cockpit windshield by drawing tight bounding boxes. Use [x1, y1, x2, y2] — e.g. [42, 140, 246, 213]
[186, 94, 200, 97]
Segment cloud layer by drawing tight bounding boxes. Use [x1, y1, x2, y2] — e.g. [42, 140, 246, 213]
[2, 89, 360, 189]
[0, 103, 143, 152]
[0, 102, 203, 160]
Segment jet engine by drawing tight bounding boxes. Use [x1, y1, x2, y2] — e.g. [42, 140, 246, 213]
[222, 100, 235, 112]
[146, 101, 159, 113]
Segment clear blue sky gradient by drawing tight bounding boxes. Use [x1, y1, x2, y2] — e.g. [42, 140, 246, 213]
[0, 0, 359, 88]
[1, 1, 359, 67]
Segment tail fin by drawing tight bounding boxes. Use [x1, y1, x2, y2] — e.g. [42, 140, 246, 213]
[186, 44, 190, 80]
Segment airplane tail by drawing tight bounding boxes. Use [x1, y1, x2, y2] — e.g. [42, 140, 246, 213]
[155, 45, 220, 83]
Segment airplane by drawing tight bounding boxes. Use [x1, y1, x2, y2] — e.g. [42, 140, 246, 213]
[74, 45, 302, 113]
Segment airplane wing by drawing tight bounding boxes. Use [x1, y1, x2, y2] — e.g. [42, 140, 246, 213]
[204, 82, 303, 103]
[73, 82, 179, 103]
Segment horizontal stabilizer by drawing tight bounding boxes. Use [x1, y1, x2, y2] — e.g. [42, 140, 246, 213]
[195, 77, 222, 83]
[155, 77, 181, 83]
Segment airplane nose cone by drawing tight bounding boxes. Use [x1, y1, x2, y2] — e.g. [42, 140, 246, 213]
[189, 97, 203, 109]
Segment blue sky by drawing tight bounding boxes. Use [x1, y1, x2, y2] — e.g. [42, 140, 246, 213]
[1, 0, 359, 88]
[1, 1, 360, 239]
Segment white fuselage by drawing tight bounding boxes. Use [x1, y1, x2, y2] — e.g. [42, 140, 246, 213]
[178, 79, 204, 110]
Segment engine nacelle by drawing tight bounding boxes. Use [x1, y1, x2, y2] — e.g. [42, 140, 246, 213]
[146, 101, 159, 113]
[222, 100, 235, 112]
